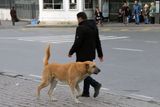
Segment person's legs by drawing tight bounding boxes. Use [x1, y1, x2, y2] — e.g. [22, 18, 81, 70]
[88, 76, 102, 97]
[144, 17, 147, 24]
[153, 17, 155, 24]
[81, 76, 91, 97]
[123, 15, 125, 24]
[12, 19, 15, 26]
[135, 15, 137, 24]
[146, 17, 149, 24]
[124, 16, 128, 24]
[137, 14, 140, 24]
[150, 17, 154, 24]
[82, 76, 101, 97]
[135, 14, 140, 24]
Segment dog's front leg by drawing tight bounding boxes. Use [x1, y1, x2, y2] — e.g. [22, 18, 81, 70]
[76, 84, 81, 98]
[70, 83, 81, 103]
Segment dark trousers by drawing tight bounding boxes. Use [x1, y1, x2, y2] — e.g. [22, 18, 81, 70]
[150, 17, 155, 24]
[83, 76, 100, 95]
[12, 18, 15, 26]
[76, 59, 100, 95]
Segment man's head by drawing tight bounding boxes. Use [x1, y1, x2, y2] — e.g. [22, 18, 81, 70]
[151, 2, 154, 6]
[77, 12, 87, 24]
[134, 0, 138, 4]
[12, 6, 15, 10]
[123, 2, 127, 6]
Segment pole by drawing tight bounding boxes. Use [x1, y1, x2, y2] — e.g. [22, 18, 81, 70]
[156, 0, 160, 13]
[155, 0, 160, 24]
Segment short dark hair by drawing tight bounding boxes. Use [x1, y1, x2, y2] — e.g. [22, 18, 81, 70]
[77, 12, 87, 20]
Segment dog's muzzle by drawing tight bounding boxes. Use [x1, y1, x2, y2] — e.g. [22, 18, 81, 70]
[93, 67, 101, 74]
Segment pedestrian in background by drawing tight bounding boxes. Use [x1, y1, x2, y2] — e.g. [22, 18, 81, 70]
[95, 7, 103, 26]
[118, 8, 123, 23]
[142, 4, 149, 24]
[132, 0, 141, 25]
[122, 2, 129, 25]
[149, 2, 156, 24]
[68, 12, 103, 98]
[10, 6, 17, 26]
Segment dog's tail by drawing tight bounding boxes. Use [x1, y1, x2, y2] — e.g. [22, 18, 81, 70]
[43, 44, 51, 66]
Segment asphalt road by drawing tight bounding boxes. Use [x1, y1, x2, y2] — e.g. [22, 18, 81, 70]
[0, 24, 160, 102]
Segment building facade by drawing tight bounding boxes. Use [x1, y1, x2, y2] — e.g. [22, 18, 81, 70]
[0, 0, 158, 23]
[0, 0, 38, 20]
[38, 0, 109, 24]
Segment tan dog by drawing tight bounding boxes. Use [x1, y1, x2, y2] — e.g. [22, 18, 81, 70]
[37, 44, 101, 103]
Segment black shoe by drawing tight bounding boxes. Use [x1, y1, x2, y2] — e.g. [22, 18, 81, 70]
[81, 93, 90, 97]
[93, 84, 101, 98]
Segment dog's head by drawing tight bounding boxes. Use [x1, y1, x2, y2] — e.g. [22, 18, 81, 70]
[84, 61, 101, 75]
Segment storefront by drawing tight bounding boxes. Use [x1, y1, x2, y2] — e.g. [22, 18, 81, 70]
[109, 0, 156, 21]
[0, 0, 158, 23]
[38, 0, 158, 23]
[38, 0, 109, 24]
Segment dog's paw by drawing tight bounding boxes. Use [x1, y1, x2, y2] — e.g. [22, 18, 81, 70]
[36, 96, 40, 100]
[75, 99, 82, 104]
[76, 95, 81, 98]
[51, 98, 58, 102]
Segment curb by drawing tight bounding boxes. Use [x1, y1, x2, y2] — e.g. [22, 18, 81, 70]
[25, 24, 77, 28]
[25, 23, 160, 28]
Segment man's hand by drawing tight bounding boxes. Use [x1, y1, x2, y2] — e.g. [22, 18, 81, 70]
[68, 54, 72, 58]
[99, 57, 104, 62]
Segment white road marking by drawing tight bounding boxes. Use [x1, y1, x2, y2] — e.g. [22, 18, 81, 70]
[101, 87, 110, 91]
[29, 74, 41, 79]
[112, 48, 144, 52]
[100, 36, 128, 40]
[0, 35, 129, 44]
[144, 41, 159, 44]
[8, 35, 129, 44]
[129, 94, 154, 101]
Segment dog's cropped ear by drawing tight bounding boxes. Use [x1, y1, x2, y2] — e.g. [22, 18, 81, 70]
[85, 63, 90, 70]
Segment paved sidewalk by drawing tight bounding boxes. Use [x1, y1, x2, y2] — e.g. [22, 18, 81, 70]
[0, 20, 29, 29]
[1, 20, 160, 29]
[34, 22, 160, 28]
[0, 72, 160, 107]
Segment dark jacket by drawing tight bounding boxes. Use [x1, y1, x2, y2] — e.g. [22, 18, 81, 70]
[10, 9, 17, 20]
[122, 6, 129, 16]
[95, 11, 103, 21]
[69, 20, 103, 61]
[133, 3, 141, 15]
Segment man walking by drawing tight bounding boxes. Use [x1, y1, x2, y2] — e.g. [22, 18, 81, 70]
[68, 12, 103, 97]
[10, 6, 17, 26]
[122, 2, 129, 25]
[149, 2, 156, 24]
[133, 0, 141, 24]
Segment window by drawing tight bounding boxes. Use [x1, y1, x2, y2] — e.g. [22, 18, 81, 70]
[85, 0, 93, 9]
[69, 0, 77, 9]
[43, 0, 53, 9]
[0, 0, 15, 8]
[53, 0, 63, 9]
[43, 0, 63, 9]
